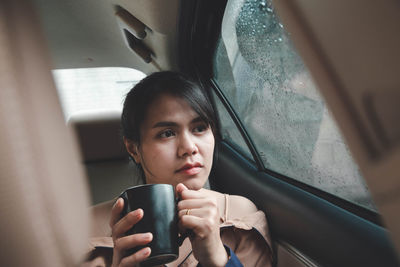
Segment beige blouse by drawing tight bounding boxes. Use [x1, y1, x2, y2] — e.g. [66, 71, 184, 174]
[83, 194, 273, 267]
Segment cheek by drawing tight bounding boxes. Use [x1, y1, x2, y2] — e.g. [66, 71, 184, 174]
[141, 143, 175, 168]
[202, 135, 215, 163]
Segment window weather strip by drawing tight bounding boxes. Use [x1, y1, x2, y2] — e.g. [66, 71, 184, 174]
[210, 78, 265, 171]
[277, 240, 319, 267]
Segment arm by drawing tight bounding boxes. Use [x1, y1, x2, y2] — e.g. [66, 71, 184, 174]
[196, 245, 243, 267]
[224, 245, 244, 267]
[222, 196, 273, 267]
[221, 221, 273, 267]
[177, 183, 229, 267]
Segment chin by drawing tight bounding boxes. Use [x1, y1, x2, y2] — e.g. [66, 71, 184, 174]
[182, 177, 207, 191]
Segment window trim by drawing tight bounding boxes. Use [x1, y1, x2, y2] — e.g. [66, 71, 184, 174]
[210, 78, 265, 170]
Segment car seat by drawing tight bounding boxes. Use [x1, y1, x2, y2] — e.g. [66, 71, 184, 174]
[0, 0, 90, 265]
[68, 110, 143, 205]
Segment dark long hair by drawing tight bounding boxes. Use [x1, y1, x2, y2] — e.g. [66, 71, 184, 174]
[121, 71, 218, 144]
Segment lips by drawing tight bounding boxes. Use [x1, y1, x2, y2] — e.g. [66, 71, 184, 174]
[176, 162, 203, 175]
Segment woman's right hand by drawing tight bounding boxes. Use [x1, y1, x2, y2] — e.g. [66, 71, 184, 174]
[109, 198, 153, 267]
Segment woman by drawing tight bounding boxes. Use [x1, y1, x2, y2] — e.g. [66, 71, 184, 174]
[85, 72, 273, 267]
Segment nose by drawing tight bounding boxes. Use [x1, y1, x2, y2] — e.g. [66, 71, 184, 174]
[178, 132, 198, 158]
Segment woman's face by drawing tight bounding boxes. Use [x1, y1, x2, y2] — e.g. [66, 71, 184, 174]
[127, 93, 215, 190]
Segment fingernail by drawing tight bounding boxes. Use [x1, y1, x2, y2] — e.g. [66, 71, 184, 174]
[135, 208, 143, 216]
[112, 198, 120, 208]
[145, 232, 153, 240]
[142, 247, 151, 256]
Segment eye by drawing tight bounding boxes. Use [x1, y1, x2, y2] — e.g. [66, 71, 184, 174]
[159, 129, 175, 138]
[193, 124, 209, 133]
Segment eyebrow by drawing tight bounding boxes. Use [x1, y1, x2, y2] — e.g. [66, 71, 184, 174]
[152, 117, 204, 128]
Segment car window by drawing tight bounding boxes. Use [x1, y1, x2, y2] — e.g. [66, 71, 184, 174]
[53, 67, 145, 120]
[211, 90, 253, 160]
[213, 0, 376, 211]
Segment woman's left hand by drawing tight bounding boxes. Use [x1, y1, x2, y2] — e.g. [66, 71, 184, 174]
[176, 183, 228, 267]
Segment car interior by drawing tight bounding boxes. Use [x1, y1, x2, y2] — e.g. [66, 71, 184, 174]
[1, 0, 400, 266]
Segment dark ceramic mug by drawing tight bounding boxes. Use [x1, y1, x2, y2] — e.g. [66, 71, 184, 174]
[119, 184, 184, 266]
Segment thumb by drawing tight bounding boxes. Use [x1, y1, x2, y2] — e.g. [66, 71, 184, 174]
[176, 183, 188, 198]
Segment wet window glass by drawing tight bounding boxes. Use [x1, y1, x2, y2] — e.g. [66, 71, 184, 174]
[213, 0, 376, 211]
[53, 67, 145, 121]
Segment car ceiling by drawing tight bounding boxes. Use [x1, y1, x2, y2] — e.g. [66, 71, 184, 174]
[32, 0, 180, 73]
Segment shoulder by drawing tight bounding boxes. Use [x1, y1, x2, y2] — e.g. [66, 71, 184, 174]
[228, 195, 258, 214]
[201, 189, 260, 219]
[227, 194, 259, 220]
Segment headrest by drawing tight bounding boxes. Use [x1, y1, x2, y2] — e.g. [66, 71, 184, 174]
[68, 110, 129, 162]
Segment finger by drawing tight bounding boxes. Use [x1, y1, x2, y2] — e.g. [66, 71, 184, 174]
[179, 215, 213, 239]
[117, 247, 151, 267]
[177, 221, 194, 243]
[178, 199, 206, 213]
[176, 183, 188, 199]
[179, 188, 207, 200]
[112, 233, 152, 267]
[178, 198, 216, 211]
[109, 198, 124, 228]
[112, 243, 123, 267]
[112, 209, 143, 239]
[114, 232, 152, 251]
[112, 247, 151, 266]
[179, 206, 217, 218]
